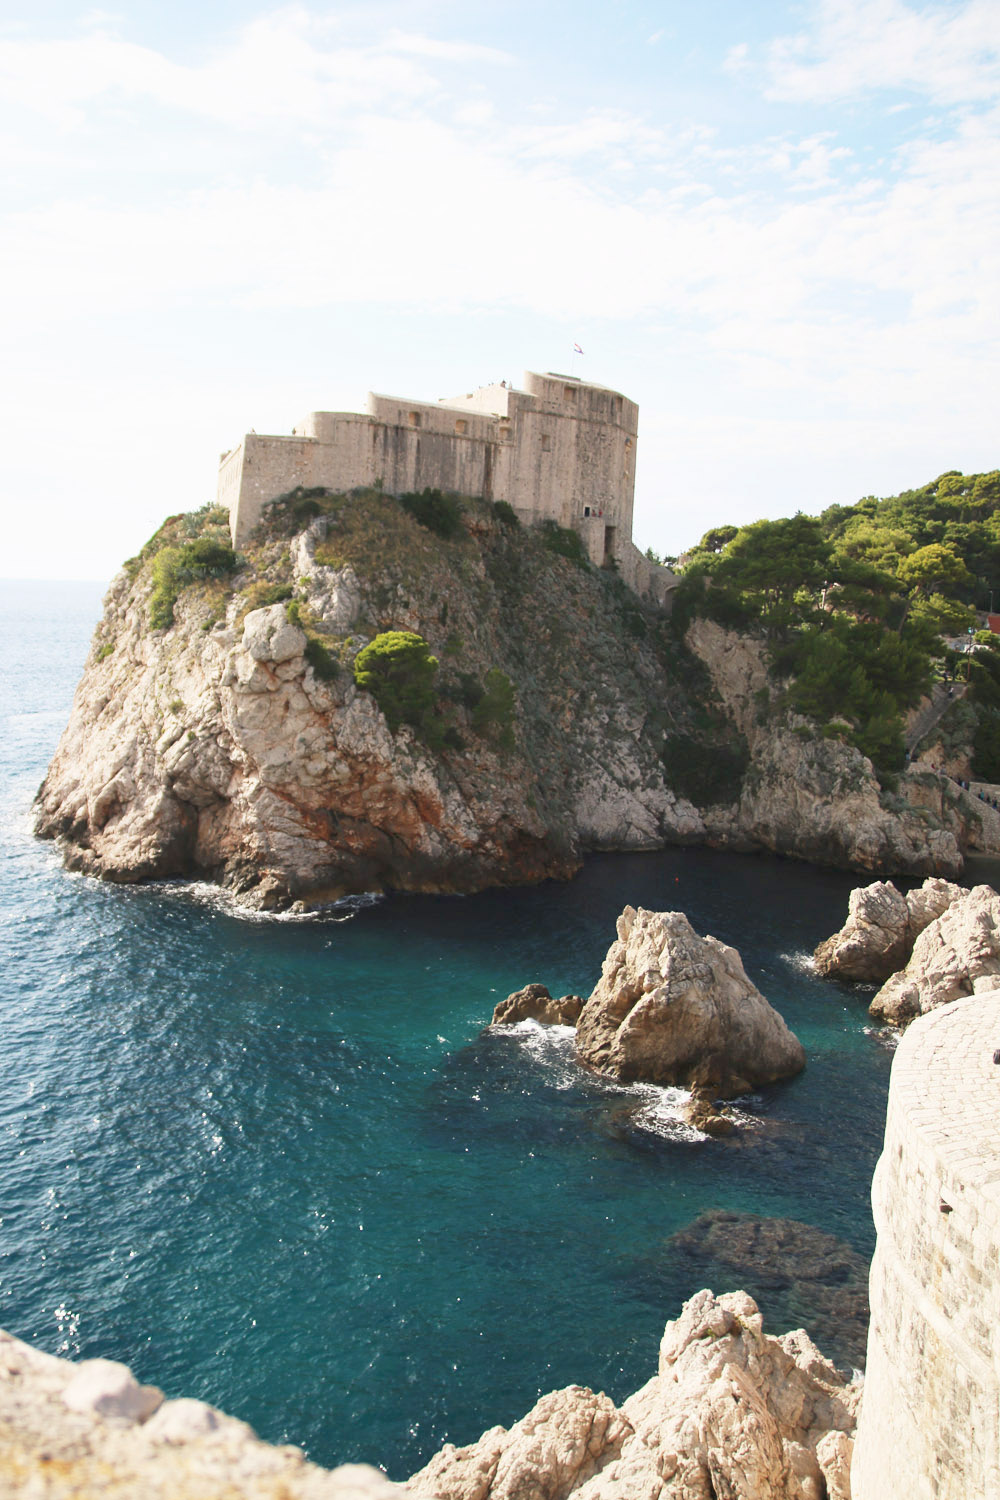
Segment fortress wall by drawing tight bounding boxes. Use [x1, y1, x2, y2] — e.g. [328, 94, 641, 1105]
[216, 445, 244, 518]
[852, 991, 1000, 1500]
[222, 373, 644, 574]
[617, 540, 678, 607]
[230, 436, 323, 546]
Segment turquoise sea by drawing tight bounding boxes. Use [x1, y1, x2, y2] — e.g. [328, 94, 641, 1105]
[1, 579, 899, 1476]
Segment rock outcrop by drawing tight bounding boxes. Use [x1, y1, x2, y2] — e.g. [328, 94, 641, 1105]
[491, 985, 584, 1026]
[686, 619, 970, 879]
[0, 1328, 400, 1499]
[813, 877, 964, 982]
[574, 906, 806, 1095]
[408, 1289, 860, 1500]
[869, 883, 1000, 1025]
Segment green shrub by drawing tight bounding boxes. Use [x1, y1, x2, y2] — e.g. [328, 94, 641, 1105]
[472, 668, 516, 748]
[260, 583, 293, 606]
[304, 636, 339, 681]
[662, 732, 749, 805]
[974, 710, 1000, 781]
[95, 641, 114, 661]
[285, 599, 303, 626]
[538, 520, 589, 568]
[493, 500, 520, 528]
[149, 547, 185, 629]
[399, 488, 464, 539]
[148, 537, 237, 629]
[353, 631, 439, 733]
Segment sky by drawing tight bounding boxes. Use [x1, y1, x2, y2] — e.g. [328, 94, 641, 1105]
[2, 0, 999, 579]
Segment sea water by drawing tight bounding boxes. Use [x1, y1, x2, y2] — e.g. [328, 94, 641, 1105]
[0, 579, 894, 1476]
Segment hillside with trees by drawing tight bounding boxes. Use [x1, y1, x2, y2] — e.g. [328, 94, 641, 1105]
[673, 470, 1000, 780]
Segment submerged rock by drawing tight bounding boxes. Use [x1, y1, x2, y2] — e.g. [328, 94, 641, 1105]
[491, 985, 584, 1027]
[870, 882, 1000, 1026]
[408, 1288, 860, 1500]
[666, 1210, 870, 1372]
[676, 1092, 736, 1137]
[814, 876, 964, 982]
[574, 906, 806, 1096]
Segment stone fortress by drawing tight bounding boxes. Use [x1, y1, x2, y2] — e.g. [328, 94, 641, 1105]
[217, 370, 675, 606]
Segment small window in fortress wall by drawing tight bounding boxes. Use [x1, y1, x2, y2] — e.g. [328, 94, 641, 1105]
[563, 386, 577, 403]
[541, 434, 552, 451]
[408, 411, 422, 428]
[455, 419, 467, 435]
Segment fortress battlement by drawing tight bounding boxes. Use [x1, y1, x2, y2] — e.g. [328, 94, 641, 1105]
[218, 370, 674, 606]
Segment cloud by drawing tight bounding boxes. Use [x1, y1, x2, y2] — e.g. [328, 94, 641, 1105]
[759, 0, 1000, 105]
[0, 9, 509, 133]
[1, 3, 998, 573]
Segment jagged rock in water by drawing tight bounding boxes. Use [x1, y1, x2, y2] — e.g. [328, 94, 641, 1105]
[813, 877, 964, 982]
[574, 906, 806, 1096]
[666, 1210, 870, 1372]
[870, 883, 1000, 1026]
[408, 1289, 860, 1500]
[408, 1388, 630, 1500]
[676, 1092, 736, 1137]
[491, 985, 584, 1026]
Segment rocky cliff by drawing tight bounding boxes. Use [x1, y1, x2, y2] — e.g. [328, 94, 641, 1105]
[34, 492, 990, 907]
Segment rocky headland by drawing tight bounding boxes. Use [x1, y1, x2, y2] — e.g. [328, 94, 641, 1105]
[33, 492, 996, 908]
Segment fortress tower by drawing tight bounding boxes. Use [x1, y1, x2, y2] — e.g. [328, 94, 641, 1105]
[217, 371, 673, 605]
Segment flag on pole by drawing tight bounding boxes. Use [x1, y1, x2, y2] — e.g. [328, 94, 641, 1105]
[573, 343, 584, 354]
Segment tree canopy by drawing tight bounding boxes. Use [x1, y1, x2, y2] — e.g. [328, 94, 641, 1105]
[675, 469, 1000, 776]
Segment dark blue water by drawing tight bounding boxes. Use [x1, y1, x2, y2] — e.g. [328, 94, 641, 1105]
[0, 579, 893, 1477]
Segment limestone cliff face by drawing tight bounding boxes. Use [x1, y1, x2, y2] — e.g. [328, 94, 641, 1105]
[35, 495, 984, 906]
[686, 619, 970, 878]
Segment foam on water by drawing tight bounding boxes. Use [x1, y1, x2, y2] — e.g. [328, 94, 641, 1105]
[777, 949, 817, 975]
[122, 878, 386, 923]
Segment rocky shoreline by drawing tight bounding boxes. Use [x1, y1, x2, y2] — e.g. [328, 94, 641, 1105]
[0, 1288, 858, 1500]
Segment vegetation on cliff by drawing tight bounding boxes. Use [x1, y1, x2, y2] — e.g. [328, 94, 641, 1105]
[674, 470, 1000, 779]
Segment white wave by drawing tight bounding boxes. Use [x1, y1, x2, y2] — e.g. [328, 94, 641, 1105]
[863, 1024, 901, 1051]
[777, 949, 817, 974]
[117, 879, 385, 923]
[489, 1017, 580, 1089]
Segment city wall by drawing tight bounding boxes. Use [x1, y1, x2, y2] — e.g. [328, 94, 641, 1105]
[852, 990, 1000, 1499]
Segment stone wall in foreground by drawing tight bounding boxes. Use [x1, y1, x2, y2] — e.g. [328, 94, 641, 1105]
[852, 990, 1000, 1500]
